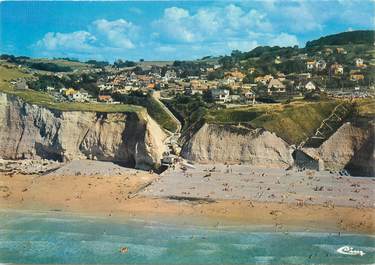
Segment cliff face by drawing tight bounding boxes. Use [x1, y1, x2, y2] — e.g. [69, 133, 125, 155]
[316, 122, 374, 176]
[181, 123, 293, 168]
[0, 93, 166, 170]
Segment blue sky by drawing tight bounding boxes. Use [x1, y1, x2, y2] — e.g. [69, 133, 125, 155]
[1, 1, 374, 61]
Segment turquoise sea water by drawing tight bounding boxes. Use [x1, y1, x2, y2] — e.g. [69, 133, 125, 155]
[0, 211, 374, 264]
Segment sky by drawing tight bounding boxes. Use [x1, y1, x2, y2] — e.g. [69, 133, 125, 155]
[0, 0, 374, 62]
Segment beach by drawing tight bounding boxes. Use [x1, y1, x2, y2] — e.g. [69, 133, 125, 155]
[0, 160, 374, 234]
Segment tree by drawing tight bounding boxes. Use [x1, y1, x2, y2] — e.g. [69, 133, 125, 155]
[243, 73, 255, 84]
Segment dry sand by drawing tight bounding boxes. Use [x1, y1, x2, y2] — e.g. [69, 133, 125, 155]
[0, 161, 374, 234]
[143, 164, 375, 208]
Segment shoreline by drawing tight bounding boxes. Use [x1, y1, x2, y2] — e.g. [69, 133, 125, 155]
[1, 196, 374, 234]
[1, 206, 374, 237]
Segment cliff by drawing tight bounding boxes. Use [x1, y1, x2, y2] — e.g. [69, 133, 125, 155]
[0, 93, 166, 170]
[300, 122, 374, 176]
[181, 123, 293, 168]
[317, 122, 374, 176]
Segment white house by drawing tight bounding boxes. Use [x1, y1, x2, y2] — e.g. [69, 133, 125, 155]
[305, 81, 316, 91]
[211, 88, 230, 103]
[315, 60, 327, 71]
[306, 61, 316, 70]
[267, 79, 286, 94]
[355, 58, 364, 67]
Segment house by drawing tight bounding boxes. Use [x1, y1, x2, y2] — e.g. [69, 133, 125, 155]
[98, 95, 113, 103]
[147, 83, 156, 90]
[72, 91, 89, 102]
[324, 48, 333, 55]
[211, 88, 230, 103]
[306, 61, 316, 70]
[46, 86, 55, 92]
[276, 72, 286, 81]
[254, 75, 273, 85]
[267, 79, 286, 94]
[315, 60, 327, 71]
[248, 67, 256, 74]
[336, 47, 347, 54]
[185, 88, 203, 95]
[227, 94, 242, 103]
[98, 84, 114, 91]
[225, 70, 245, 81]
[350, 73, 365, 81]
[330, 63, 344, 75]
[305, 81, 316, 91]
[213, 64, 222, 70]
[163, 70, 177, 81]
[274, 56, 282, 64]
[355, 58, 365, 68]
[64, 88, 77, 96]
[14, 79, 28, 90]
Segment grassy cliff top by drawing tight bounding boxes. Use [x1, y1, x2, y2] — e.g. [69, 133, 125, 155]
[205, 100, 341, 145]
[0, 64, 144, 113]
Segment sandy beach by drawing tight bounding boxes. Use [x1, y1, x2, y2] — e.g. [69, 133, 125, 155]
[0, 161, 374, 234]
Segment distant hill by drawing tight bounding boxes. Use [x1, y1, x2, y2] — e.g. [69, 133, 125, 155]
[306, 30, 374, 48]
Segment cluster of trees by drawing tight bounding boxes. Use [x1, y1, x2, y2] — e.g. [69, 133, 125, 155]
[166, 93, 210, 130]
[0, 54, 73, 72]
[27, 72, 105, 96]
[0, 54, 30, 62]
[114, 59, 136, 68]
[86, 60, 109, 68]
[172, 61, 209, 78]
[27, 62, 72, 72]
[306, 30, 374, 48]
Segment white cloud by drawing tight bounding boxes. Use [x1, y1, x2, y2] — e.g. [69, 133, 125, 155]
[227, 40, 258, 51]
[282, 4, 323, 32]
[92, 19, 138, 48]
[268, 33, 299, 47]
[153, 7, 200, 42]
[34, 19, 139, 60]
[153, 5, 272, 43]
[36, 31, 96, 51]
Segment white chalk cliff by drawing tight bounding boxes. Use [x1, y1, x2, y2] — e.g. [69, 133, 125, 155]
[0, 93, 166, 170]
[181, 123, 294, 168]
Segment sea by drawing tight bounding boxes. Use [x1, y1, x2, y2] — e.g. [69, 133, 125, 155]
[0, 210, 374, 264]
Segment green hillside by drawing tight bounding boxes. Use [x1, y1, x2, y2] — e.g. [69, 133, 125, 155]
[205, 100, 340, 145]
[306, 30, 374, 48]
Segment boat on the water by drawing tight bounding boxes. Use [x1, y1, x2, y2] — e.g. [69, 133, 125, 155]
[337, 246, 365, 256]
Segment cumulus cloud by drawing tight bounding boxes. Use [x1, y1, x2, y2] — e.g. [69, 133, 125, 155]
[268, 33, 299, 47]
[34, 19, 139, 60]
[282, 4, 323, 32]
[153, 4, 272, 43]
[153, 7, 206, 42]
[227, 40, 259, 51]
[36, 31, 96, 52]
[92, 19, 138, 48]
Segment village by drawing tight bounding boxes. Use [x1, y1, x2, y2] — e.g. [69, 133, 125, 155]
[7, 44, 374, 107]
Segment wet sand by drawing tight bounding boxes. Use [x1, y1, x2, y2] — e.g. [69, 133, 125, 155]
[0, 161, 374, 234]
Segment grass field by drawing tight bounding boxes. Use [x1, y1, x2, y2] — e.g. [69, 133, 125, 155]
[353, 98, 375, 118]
[205, 100, 340, 145]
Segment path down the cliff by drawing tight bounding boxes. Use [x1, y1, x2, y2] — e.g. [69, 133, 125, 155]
[302, 101, 353, 148]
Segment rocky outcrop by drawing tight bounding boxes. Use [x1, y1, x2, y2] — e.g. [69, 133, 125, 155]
[300, 122, 374, 176]
[181, 123, 293, 168]
[0, 93, 166, 170]
[316, 122, 373, 176]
